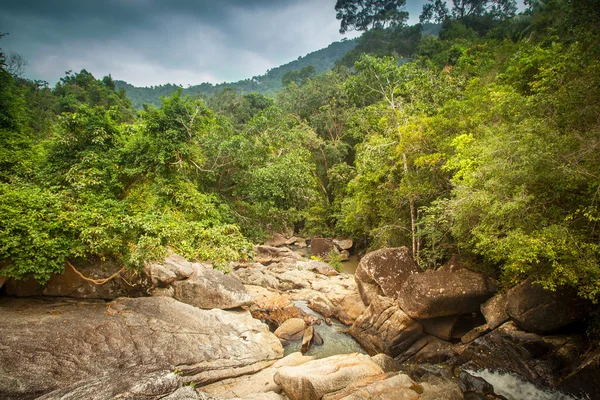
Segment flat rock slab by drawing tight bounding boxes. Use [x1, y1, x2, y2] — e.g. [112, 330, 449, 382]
[0, 296, 283, 399]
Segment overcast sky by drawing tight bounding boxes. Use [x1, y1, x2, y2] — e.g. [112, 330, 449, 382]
[0, 0, 510, 87]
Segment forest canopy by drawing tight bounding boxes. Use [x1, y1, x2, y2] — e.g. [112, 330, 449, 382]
[1, 0, 600, 303]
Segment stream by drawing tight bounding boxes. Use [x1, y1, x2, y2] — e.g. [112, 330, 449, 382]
[283, 300, 366, 358]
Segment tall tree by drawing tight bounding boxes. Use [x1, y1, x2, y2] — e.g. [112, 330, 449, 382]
[420, 0, 517, 22]
[335, 0, 408, 34]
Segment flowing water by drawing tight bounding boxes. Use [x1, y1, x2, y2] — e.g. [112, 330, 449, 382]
[468, 370, 587, 400]
[283, 300, 366, 359]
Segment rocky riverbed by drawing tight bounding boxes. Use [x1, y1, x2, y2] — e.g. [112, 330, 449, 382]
[1, 238, 598, 399]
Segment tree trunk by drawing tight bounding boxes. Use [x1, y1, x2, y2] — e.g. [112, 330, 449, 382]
[402, 152, 417, 260]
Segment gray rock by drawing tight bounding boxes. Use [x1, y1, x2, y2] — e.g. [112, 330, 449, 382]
[333, 239, 353, 251]
[397, 268, 497, 319]
[145, 252, 202, 287]
[354, 247, 420, 306]
[173, 268, 253, 309]
[0, 297, 283, 399]
[273, 353, 384, 400]
[481, 292, 509, 330]
[506, 278, 589, 333]
[349, 295, 423, 357]
[36, 368, 181, 400]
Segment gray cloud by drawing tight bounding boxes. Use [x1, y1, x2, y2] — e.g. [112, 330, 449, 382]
[3, 0, 518, 87]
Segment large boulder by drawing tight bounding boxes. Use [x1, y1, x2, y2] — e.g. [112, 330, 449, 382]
[172, 268, 253, 309]
[349, 295, 423, 357]
[273, 353, 384, 400]
[0, 296, 283, 399]
[310, 238, 334, 257]
[506, 278, 589, 334]
[354, 247, 420, 306]
[397, 268, 497, 319]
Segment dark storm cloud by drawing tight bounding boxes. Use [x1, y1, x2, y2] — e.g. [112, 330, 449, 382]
[0, 0, 431, 86]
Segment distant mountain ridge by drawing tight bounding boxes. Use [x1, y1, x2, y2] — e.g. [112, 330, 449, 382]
[115, 39, 358, 109]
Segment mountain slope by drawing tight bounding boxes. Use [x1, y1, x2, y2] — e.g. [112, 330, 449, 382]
[116, 39, 357, 109]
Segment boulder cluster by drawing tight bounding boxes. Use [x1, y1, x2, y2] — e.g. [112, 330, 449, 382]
[0, 237, 597, 399]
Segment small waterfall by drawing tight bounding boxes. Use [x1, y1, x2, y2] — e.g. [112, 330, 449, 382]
[468, 369, 588, 400]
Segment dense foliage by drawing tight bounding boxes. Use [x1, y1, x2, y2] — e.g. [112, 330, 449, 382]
[2, 0, 600, 305]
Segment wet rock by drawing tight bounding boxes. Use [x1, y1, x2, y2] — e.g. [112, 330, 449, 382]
[173, 268, 253, 309]
[355, 247, 420, 306]
[461, 324, 491, 344]
[333, 239, 353, 251]
[480, 293, 509, 330]
[420, 316, 459, 341]
[301, 326, 314, 354]
[311, 238, 335, 257]
[397, 269, 497, 319]
[349, 295, 423, 357]
[457, 371, 502, 399]
[275, 318, 306, 341]
[456, 321, 588, 389]
[273, 353, 384, 400]
[506, 278, 589, 334]
[0, 296, 283, 399]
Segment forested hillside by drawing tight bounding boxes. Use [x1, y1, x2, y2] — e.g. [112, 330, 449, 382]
[115, 39, 358, 109]
[2, 0, 600, 311]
